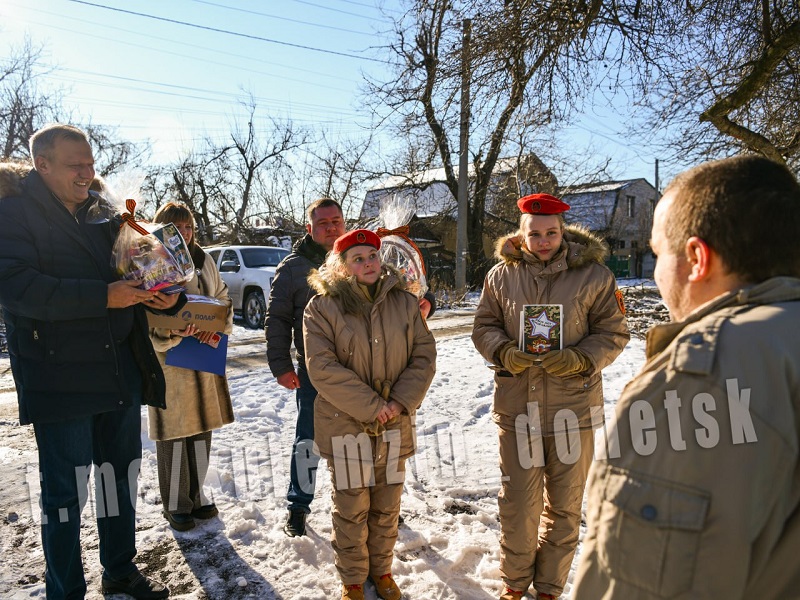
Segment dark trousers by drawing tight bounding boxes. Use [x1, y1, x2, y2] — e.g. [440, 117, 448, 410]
[33, 403, 142, 599]
[287, 365, 320, 512]
[156, 430, 213, 514]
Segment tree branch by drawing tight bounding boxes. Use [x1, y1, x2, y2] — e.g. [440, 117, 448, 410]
[699, 20, 800, 161]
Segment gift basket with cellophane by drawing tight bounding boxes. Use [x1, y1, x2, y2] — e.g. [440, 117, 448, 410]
[374, 196, 427, 298]
[87, 173, 195, 294]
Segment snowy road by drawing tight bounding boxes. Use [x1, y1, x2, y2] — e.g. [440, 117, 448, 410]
[0, 305, 649, 599]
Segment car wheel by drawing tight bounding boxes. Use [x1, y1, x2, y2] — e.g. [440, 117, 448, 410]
[243, 290, 266, 329]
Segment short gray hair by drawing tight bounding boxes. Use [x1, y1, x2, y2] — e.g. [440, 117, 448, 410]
[29, 124, 90, 160]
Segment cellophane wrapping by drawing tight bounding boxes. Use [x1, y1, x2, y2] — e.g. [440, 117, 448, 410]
[377, 196, 428, 298]
[97, 174, 195, 293]
[113, 222, 195, 293]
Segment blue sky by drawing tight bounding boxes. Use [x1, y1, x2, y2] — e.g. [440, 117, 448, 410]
[1, 0, 678, 186]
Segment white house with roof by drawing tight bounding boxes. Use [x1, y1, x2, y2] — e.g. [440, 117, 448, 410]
[360, 166, 455, 221]
[560, 178, 658, 277]
[360, 155, 557, 221]
[359, 155, 557, 274]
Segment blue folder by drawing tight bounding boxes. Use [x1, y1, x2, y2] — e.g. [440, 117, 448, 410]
[165, 334, 228, 376]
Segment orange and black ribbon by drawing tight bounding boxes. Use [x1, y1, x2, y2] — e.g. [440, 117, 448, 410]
[119, 198, 149, 235]
[376, 225, 427, 276]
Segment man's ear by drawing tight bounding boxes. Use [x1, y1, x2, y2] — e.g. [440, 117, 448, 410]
[34, 155, 48, 173]
[685, 236, 712, 282]
[306, 223, 312, 235]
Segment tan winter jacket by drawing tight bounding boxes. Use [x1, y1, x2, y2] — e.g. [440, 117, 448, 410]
[148, 252, 234, 441]
[303, 266, 436, 460]
[573, 277, 800, 599]
[472, 225, 629, 434]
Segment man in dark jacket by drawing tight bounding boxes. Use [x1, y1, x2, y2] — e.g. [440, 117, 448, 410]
[0, 124, 181, 599]
[265, 197, 345, 537]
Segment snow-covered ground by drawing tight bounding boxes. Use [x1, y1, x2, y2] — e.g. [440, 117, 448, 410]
[0, 288, 657, 599]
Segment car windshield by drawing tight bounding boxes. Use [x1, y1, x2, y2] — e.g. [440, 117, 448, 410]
[240, 247, 289, 268]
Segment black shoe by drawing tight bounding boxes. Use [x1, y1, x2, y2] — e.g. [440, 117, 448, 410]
[283, 509, 307, 537]
[163, 511, 195, 532]
[102, 570, 169, 599]
[191, 504, 219, 520]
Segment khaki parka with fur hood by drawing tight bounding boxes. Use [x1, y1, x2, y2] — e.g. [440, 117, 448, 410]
[147, 248, 235, 441]
[472, 225, 630, 435]
[303, 264, 436, 460]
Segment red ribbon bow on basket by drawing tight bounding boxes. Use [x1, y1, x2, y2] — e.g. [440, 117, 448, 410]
[119, 198, 149, 235]
[376, 225, 427, 276]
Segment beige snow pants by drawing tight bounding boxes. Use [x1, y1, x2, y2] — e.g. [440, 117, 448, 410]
[496, 416, 594, 596]
[327, 439, 406, 585]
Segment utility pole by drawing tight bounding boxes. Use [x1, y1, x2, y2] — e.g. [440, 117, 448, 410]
[455, 18, 471, 292]
[654, 158, 660, 196]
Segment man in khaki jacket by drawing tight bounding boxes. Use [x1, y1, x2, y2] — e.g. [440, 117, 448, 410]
[573, 155, 800, 599]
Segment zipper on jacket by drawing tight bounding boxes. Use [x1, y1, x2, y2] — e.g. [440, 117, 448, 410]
[33, 328, 39, 340]
[542, 373, 549, 434]
[111, 340, 120, 376]
[106, 322, 120, 376]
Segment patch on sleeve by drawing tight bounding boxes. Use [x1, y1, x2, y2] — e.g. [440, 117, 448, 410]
[615, 289, 626, 315]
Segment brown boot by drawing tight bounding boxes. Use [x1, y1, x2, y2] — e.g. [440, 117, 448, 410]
[342, 583, 365, 600]
[371, 573, 401, 600]
[500, 587, 525, 600]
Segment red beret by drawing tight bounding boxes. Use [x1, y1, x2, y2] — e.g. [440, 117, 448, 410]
[333, 229, 382, 254]
[517, 193, 570, 215]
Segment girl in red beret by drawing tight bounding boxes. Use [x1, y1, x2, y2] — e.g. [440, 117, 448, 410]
[303, 229, 437, 600]
[472, 195, 630, 600]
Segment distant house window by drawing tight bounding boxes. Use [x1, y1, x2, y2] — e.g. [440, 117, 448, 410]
[619, 240, 626, 249]
[631, 240, 639, 249]
[627, 195, 636, 217]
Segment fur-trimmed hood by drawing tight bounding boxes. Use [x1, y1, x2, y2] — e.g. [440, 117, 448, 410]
[308, 263, 408, 315]
[494, 223, 610, 269]
[0, 161, 32, 199]
[473, 224, 629, 436]
[303, 258, 437, 461]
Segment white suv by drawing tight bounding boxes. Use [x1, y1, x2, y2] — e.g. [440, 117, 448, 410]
[206, 245, 290, 329]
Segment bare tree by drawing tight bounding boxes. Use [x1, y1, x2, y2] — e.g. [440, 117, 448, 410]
[0, 36, 62, 160]
[85, 122, 149, 178]
[142, 155, 228, 244]
[142, 97, 307, 243]
[598, 1, 800, 168]
[367, 0, 604, 283]
[301, 130, 375, 219]
[1, 36, 148, 175]
[218, 98, 306, 239]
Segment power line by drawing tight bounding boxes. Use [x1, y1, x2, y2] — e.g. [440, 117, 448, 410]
[57, 77, 367, 121]
[12, 10, 358, 88]
[288, 0, 384, 20]
[187, 0, 375, 36]
[5, 0, 384, 84]
[4, 6, 381, 137]
[6, 2, 392, 107]
[327, 0, 402, 13]
[65, 0, 388, 63]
